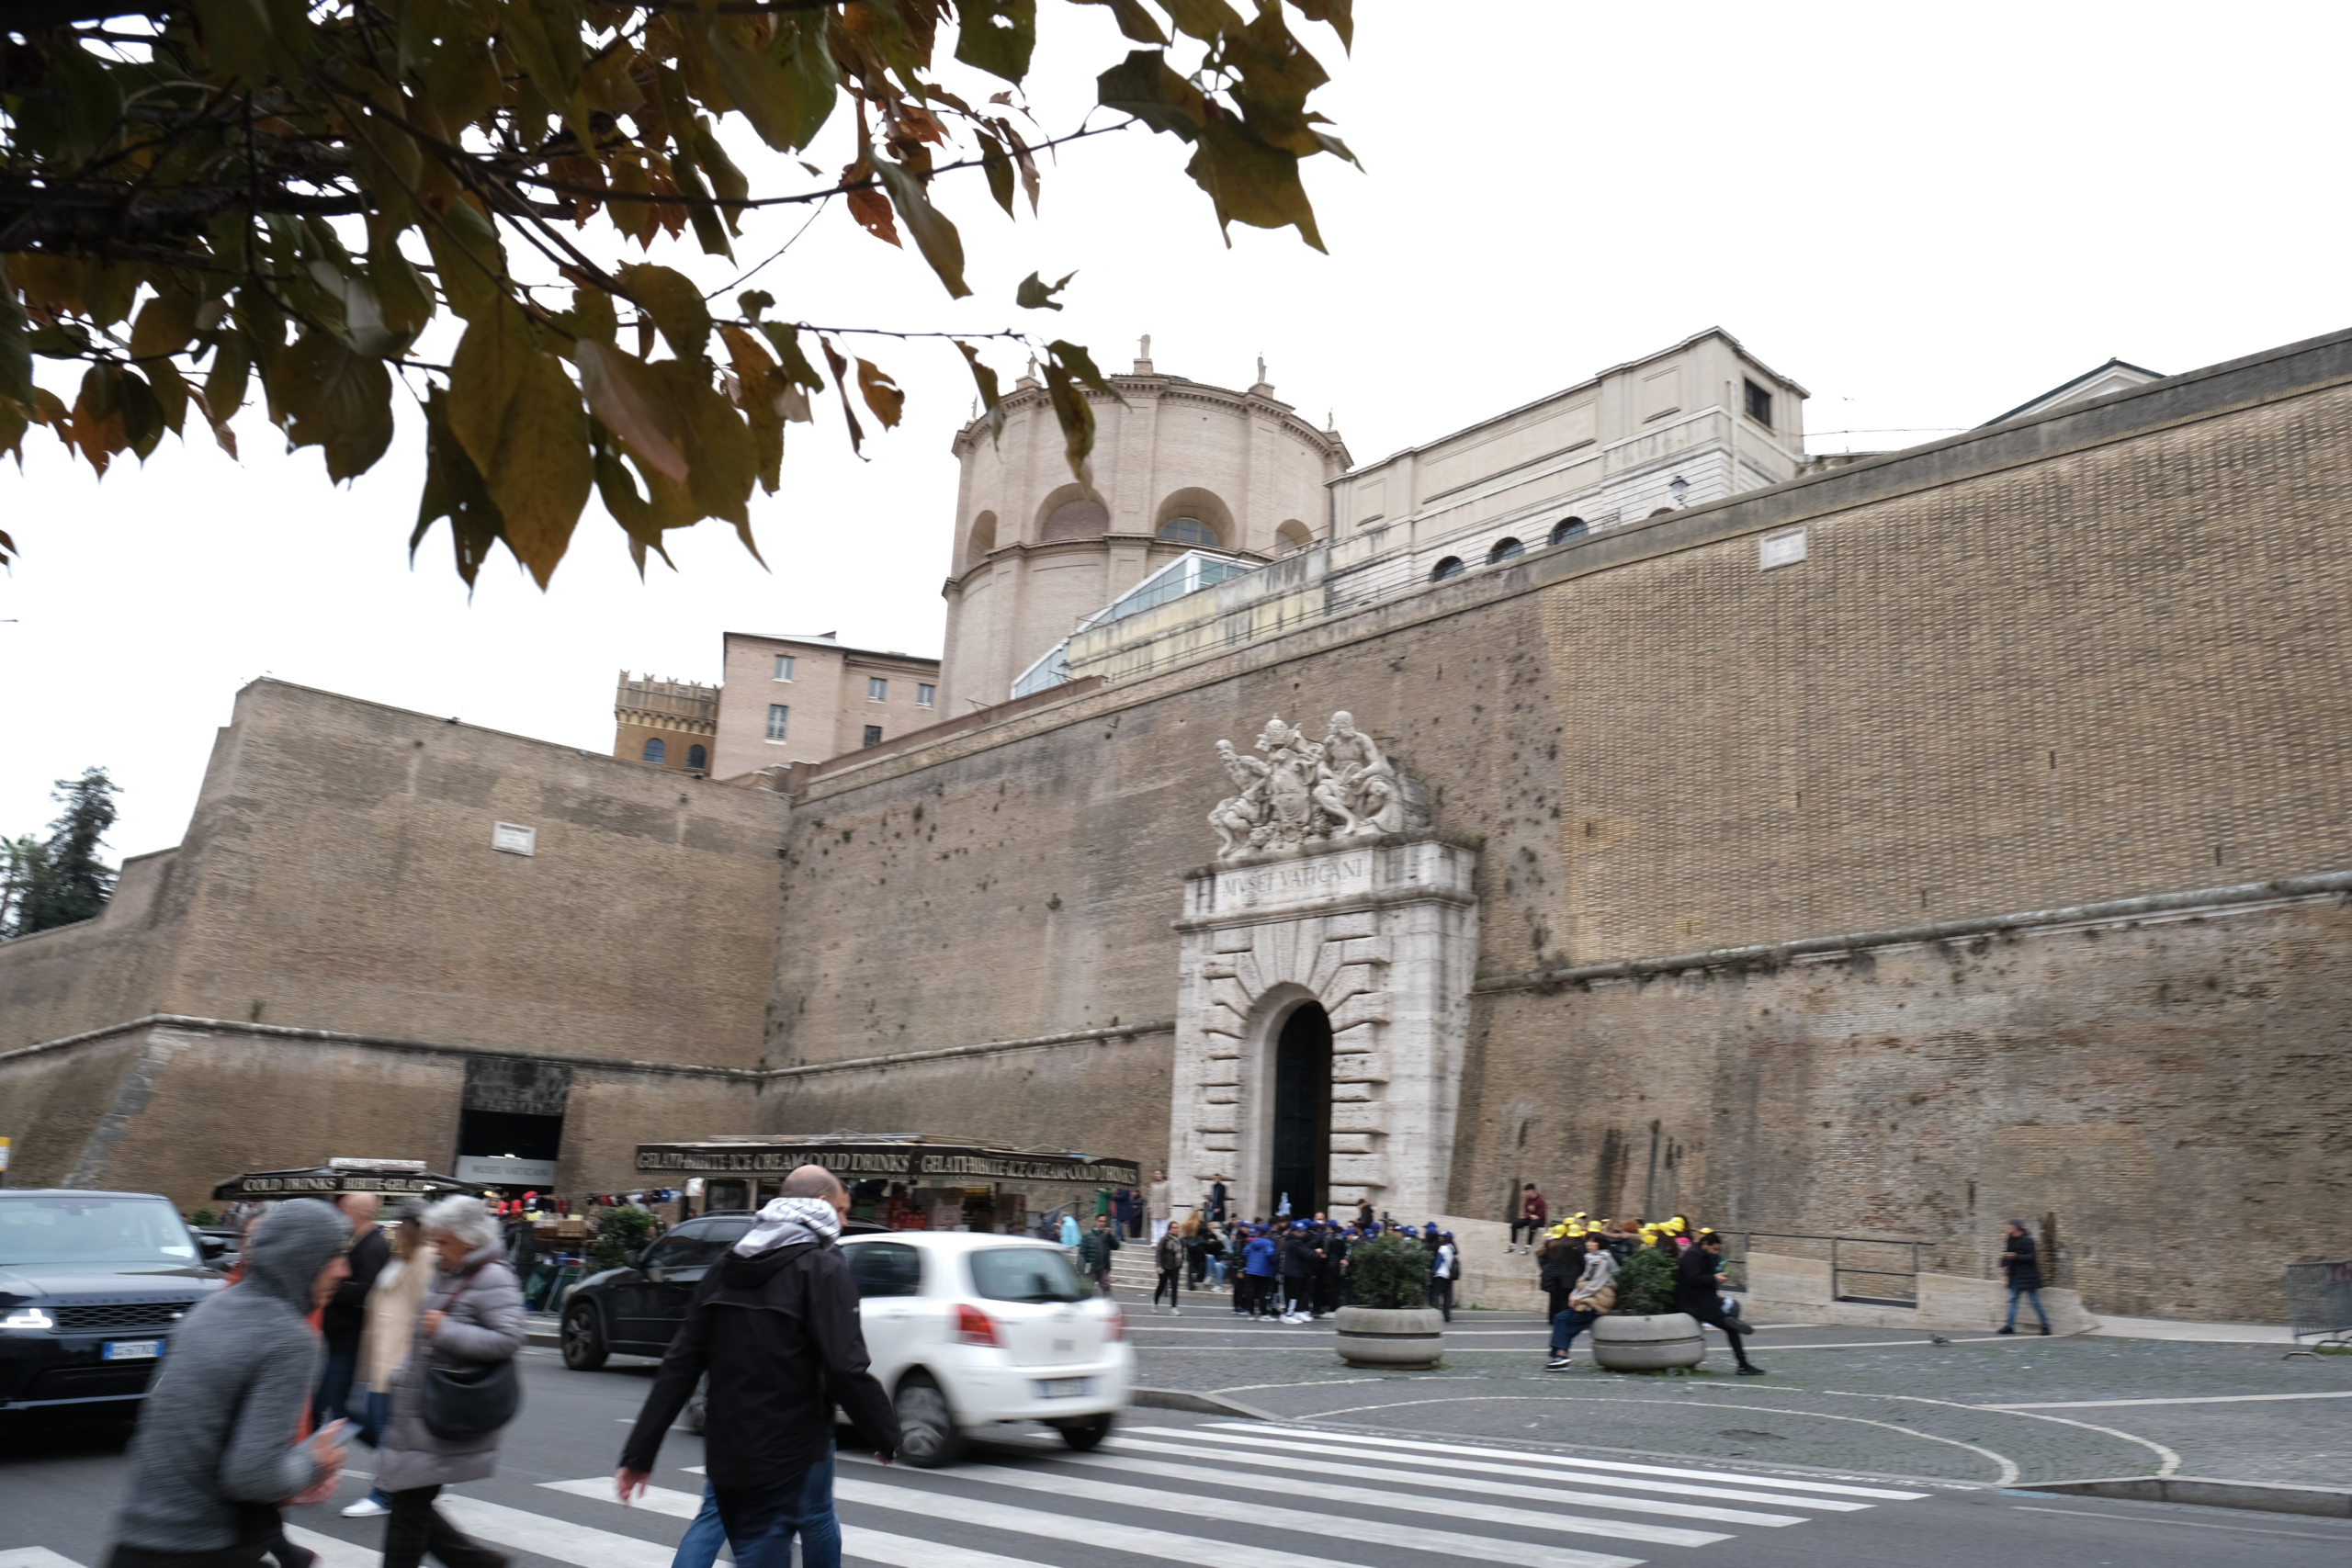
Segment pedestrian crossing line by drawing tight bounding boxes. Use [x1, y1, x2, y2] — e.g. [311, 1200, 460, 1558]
[439, 1495, 678, 1568]
[281, 1526, 385, 1568]
[542, 1479, 1092, 1568]
[841, 1457, 1713, 1559]
[545, 1477, 706, 1518]
[1182, 1425, 1930, 1500]
[831, 1475, 1645, 1568]
[0, 1550, 84, 1568]
[1114, 1429, 1878, 1512]
[1073, 1449, 1807, 1530]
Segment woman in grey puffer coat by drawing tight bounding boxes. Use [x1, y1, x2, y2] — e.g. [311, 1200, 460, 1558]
[377, 1197, 526, 1568]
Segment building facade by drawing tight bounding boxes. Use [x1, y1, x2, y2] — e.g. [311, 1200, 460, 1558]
[5, 326, 2349, 1325]
[706, 632, 941, 782]
[612, 673, 718, 772]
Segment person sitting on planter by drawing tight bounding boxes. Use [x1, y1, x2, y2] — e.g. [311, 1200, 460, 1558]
[1675, 1232, 1764, 1375]
[1544, 1235, 1617, 1369]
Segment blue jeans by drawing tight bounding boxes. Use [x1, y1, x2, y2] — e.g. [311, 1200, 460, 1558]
[673, 1481, 728, 1568]
[1550, 1305, 1598, 1353]
[2006, 1286, 2050, 1330]
[315, 1346, 360, 1424]
[715, 1451, 839, 1568]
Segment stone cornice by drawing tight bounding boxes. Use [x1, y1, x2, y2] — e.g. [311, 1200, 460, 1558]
[950, 374, 1348, 464]
[1472, 871, 2352, 993]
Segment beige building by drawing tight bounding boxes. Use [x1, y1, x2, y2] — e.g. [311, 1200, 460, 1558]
[705, 633, 940, 782]
[612, 673, 718, 773]
[936, 349, 1352, 716]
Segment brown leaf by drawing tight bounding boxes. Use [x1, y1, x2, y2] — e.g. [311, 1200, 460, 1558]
[846, 185, 902, 247]
[855, 356, 905, 428]
[819, 336, 865, 456]
[447, 305, 594, 587]
[575, 339, 689, 482]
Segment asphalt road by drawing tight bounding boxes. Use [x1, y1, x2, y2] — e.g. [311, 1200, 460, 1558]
[6, 1346, 2351, 1568]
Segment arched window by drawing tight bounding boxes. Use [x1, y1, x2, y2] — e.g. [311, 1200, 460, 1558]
[1549, 516, 1588, 546]
[1275, 520, 1313, 556]
[1041, 498, 1110, 541]
[1487, 537, 1524, 564]
[641, 738, 666, 764]
[1158, 516, 1219, 547]
[1430, 556, 1465, 582]
[686, 744, 707, 771]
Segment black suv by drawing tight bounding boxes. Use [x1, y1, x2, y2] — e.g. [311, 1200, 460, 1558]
[559, 1211, 888, 1370]
[560, 1210, 757, 1369]
[0, 1190, 227, 1412]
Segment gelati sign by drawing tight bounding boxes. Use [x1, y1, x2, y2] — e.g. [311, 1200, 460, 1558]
[633, 1143, 1140, 1189]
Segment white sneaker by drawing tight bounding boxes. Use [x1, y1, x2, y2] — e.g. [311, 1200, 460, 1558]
[341, 1497, 390, 1518]
[1170, 1307, 1181, 1315]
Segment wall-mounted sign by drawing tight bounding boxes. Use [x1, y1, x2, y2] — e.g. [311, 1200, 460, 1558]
[1759, 527, 1808, 570]
[635, 1141, 1139, 1189]
[492, 822, 537, 856]
[456, 1156, 560, 1186]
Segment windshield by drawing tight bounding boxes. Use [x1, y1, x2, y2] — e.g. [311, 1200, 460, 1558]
[0, 1197, 200, 1268]
[967, 1246, 1090, 1304]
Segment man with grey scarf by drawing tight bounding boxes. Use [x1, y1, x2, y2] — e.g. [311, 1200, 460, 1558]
[616, 1166, 899, 1568]
[106, 1200, 353, 1568]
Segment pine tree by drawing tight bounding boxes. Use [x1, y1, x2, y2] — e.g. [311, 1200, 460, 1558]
[15, 769, 120, 936]
[0, 834, 42, 939]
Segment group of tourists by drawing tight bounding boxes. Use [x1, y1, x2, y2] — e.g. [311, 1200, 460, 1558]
[106, 1192, 529, 1568]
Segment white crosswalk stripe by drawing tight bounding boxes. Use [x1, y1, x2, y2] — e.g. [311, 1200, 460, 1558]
[1116, 1427, 1892, 1509]
[1183, 1424, 1927, 1500]
[10, 1417, 1923, 1568]
[842, 1456, 1704, 1559]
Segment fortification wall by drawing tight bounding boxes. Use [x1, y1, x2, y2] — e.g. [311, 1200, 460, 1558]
[772, 327, 2352, 1310]
[0, 850, 189, 1051]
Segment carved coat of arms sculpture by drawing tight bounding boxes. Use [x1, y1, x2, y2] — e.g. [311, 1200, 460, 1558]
[1209, 712, 1406, 859]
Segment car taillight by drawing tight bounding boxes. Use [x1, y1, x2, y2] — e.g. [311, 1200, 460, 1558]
[1102, 1303, 1125, 1341]
[953, 1303, 1000, 1346]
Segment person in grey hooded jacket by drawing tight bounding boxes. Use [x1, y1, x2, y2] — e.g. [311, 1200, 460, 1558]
[376, 1196, 527, 1568]
[107, 1199, 352, 1568]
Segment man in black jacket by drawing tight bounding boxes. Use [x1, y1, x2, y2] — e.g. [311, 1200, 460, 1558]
[1997, 1221, 2050, 1335]
[316, 1193, 390, 1425]
[1675, 1234, 1764, 1375]
[616, 1166, 898, 1568]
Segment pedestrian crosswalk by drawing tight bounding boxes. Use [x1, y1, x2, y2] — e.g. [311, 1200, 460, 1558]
[14, 1417, 1928, 1568]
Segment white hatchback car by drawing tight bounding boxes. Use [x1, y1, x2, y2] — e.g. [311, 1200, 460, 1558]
[838, 1230, 1132, 1466]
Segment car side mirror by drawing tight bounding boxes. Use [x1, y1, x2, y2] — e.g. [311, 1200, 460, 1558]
[198, 1236, 228, 1260]
[642, 1260, 665, 1282]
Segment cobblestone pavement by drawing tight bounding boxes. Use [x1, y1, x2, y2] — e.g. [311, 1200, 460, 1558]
[1123, 1304, 2352, 1487]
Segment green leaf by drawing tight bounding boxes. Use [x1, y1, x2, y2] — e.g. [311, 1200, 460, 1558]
[414, 385, 506, 590]
[1016, 270, 1074, 310]
[447, 305, 593, 587]
[1040, 341, 1120, 489]
[1071, 0, 1170, 44]
[1098, 50, 1211, 140]
[116, 369, 165, 461]
[423, 194, 506, 321]
[0, 282, 30, 407]
[954, 339, 1005, 441]
[873, 162, 973, 299]
[591, 425, 673, 577]
[1163, 0, 1246, 43]
[695, 11, 840, 153]
[147, 358, 192, 437]
[574, 339, 689, 483]
[1186, 118, 1325, 251]
[1287, 0, 1354, 50]
[975, 129, 1018, 216]
[499, 0, 586, 107]
[203, 332, 252, 423]
[268, 331, 395, 481]
[619, 264, 714, 360]
[130, 289, 200, 362]
[0, 398, 27, 468]
[692, 117, 752, 236]
[738, 291, 775, 321]
[955, 0, 1037, 83]
[650, 359, 759, 534]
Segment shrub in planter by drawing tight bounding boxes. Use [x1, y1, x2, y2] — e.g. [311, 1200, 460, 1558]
[1613, 1244, 1679, 1315]
[591, 1207, 658, 1272]
[1336, 1235, 1442, 1369]
[1348, 1235, 1432, 1308]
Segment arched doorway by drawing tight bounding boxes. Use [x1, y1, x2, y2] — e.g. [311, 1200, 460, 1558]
[1270, 1001, 1332, 1217]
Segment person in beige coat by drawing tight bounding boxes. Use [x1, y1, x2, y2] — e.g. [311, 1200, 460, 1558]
[340, 1199, 430, 1519]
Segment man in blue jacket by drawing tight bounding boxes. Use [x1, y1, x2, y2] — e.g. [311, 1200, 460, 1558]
[1241, 1227, 1279, 1318]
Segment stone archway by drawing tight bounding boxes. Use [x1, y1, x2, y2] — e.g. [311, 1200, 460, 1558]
[1270, 999, 1333, 1217]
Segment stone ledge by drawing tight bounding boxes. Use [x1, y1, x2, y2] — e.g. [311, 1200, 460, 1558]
[2021, 1476, 2352, 1518]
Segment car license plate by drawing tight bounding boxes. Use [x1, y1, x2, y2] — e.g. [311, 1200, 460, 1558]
[103, 1340, 163, 1360]
[1036, 1377, 1091, 1399]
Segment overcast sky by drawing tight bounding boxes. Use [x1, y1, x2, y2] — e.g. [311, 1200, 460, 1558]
[6, 0, 2347, 860]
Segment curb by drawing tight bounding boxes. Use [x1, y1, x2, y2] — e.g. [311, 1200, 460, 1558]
[526, 1330, 560, 1348]
[2019, 1476, 2352, 1519]
[1131, 1386, 1279, 1422]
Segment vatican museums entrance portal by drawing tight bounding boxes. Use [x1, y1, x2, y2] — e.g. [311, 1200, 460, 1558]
[1270, 1001, 1333, 1217]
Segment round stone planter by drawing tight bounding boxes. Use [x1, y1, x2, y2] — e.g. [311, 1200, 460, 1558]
[1590, 1311, 1706, 1371]
[1334, 1305, 1444, 1369]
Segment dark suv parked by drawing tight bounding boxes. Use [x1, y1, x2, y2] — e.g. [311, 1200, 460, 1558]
[0, 1190, 228, 1412]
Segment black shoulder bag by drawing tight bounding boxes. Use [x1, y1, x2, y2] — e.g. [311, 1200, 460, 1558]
[421, 1262, 524, 1440]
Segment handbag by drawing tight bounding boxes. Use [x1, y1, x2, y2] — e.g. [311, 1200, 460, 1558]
[420, 1262, 524, 1441]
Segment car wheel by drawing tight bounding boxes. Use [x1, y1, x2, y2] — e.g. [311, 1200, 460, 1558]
[1053, 1411, 1114, 1451]
[561, 1303, 609, 1371]
[892, 1371, 964, 1468]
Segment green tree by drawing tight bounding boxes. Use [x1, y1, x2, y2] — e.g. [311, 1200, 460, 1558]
[0, 833, 43, 937]
[0, 1, 1356, 586]
[8, 767, 121, 935]
[1613, 1243, 1678, 1316]
[1346, 1233, 1430, 1310]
